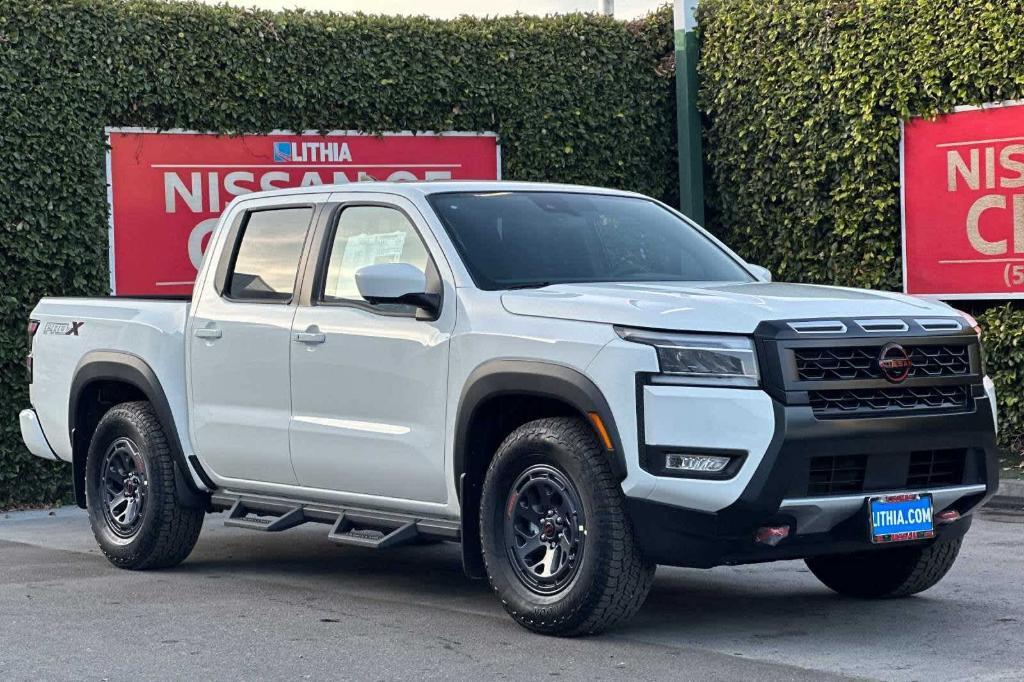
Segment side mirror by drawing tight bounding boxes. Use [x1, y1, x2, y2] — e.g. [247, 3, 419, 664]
[354, 263, 440, 317]
[747, 264, 772, 282]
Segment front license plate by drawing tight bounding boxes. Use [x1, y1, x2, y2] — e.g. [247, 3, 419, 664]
[868, 493, 934, 544]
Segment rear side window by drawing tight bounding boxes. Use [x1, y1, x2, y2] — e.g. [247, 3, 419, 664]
[228, 207, 313, 301]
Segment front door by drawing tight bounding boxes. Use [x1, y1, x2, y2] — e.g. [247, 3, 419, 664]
[288, 197, 454, 503]
[189, 201, 319, 484]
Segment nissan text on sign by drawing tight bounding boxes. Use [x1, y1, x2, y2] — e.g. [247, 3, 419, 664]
[105, 129, 500, 296]
[902, 100, 1024, 299]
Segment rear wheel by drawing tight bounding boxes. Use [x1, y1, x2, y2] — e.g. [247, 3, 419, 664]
[805, 535, 963, 598]
[480, 417, 655, 636]
[85, 401, 204, 569]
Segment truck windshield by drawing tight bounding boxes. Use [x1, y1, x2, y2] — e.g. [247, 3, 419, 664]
[427, 191, 754, 290]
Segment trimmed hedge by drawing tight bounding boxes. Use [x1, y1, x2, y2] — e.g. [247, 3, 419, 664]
[0, 0, 676, 507]
[4, 0, 1024, 507]
[698, 0, 1024, 449]
[976, 305, 1024, 441]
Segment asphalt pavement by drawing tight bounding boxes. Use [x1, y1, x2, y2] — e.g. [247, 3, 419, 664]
[1, 506, 1021, 681]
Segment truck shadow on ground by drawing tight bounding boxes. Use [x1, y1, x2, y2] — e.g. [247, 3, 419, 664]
[630, 572, 973, 642]
[173, 517, 991, 651]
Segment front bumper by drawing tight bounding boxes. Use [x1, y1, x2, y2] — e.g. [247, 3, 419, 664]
[626, 395, 999, 568]
[19, 408, 60, 461]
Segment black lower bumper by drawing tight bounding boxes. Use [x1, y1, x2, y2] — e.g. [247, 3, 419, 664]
[626, 394, 999, 569]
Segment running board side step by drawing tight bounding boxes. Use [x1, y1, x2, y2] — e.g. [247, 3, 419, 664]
[211, 492, 460, 549]
[223, 500, 307, 532]
[328, 514, 420, 549]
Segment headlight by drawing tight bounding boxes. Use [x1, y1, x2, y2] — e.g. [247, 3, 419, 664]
[955, 309, 982, 339]
[616, 327, 760, 387]
[954, 309, 985, 373]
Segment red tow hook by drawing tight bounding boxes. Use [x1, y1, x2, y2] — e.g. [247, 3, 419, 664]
[934, 509, 961, 525]
[754, 525, 791, 546]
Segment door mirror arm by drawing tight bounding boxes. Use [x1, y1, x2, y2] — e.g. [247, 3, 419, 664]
[363, 292, 441, 320]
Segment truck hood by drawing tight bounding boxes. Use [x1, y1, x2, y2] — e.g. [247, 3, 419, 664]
[500, 282, 958, 334]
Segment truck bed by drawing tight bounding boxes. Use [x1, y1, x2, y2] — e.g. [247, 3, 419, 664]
[77, 294, 193, 301]
[28, 296, 192, 462]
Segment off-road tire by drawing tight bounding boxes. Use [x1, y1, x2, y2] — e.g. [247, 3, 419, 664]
[805, 535, 963, 598]
[85, 401, 204, 569]
[480, 417, 655, 636]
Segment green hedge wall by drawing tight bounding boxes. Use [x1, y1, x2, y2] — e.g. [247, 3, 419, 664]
[698, 0, 1024, 448]
[4, 0, 1024, 508]
[0, 0, 676, 507]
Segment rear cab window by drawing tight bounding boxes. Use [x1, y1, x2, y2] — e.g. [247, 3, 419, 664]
[226, 207, 314, 302]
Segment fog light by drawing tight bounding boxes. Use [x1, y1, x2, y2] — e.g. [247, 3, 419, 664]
[665, 453, 731, 473]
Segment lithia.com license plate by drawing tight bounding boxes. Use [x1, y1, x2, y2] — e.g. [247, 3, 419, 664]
[868, 493, 935, 544]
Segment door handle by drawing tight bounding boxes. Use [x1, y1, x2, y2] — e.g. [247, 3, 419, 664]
[194, 328, 222, 340]
[293, 331, 326, 345]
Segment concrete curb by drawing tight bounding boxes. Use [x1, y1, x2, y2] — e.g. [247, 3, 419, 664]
[0, 505, 80, 521]
[986, 478, 1024, 511]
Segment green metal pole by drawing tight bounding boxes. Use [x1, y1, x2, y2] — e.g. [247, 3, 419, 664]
[675, 0, 705, 225]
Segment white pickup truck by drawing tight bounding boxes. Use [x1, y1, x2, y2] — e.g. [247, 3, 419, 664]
[21, 182, 999, 635]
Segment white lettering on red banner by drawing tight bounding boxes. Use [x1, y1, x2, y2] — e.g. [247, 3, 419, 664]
[902, 101, 1024, 298]
[106, 129, 500, 295]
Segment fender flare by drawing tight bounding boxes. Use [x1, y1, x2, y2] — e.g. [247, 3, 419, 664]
[453, 359, 627, 492]
[69, 351, 213, 506]
[453, 359, 627, 579]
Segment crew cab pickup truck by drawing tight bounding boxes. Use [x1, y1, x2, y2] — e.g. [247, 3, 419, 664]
[21, 182, 999, 635]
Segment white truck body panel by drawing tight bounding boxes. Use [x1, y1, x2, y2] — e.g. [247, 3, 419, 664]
[501, 281, 958, 335]
[445, 288, 623, 512]
[288, 192, 456, 504]
[19, 408, 58, 461]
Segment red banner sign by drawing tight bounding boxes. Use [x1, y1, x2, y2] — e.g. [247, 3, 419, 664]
[902, 101, 1024, 299]
[106, 129, 500, 295]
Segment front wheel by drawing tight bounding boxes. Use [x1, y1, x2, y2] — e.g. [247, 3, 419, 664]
[480, 417, 655, 636]
[805, 535, 963, 598]
[85, 401, 204, 570]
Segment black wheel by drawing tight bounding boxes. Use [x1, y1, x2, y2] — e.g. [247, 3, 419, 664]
[85, 401, 204, 569]
[480, 417, 655, 636]
[805, 536, 963, 598]
[503, 464, 587, 596]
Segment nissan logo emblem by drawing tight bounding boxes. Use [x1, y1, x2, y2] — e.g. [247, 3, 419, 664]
[877, 343, 913, 383]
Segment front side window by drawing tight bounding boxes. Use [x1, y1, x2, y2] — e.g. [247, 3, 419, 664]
[228, 207, 312, 301]
[426, 191, 754, 290]
[321, 205, 430, 310]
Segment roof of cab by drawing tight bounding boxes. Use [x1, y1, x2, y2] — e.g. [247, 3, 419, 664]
[232, 180, 648, 203]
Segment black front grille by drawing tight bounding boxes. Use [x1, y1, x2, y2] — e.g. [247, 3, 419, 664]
[802, 449, 968, 496]
[809, 385, 969, 417]
[808, 455, 867, 495]
[908, 345, 971, 378]
[795, 344, 971, 382]
[795, 346, 877, 381]
[907, 449, 966, 488]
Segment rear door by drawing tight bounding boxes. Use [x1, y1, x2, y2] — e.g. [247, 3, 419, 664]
[189, 196, 324, 484]
[288, 195, 455, 503]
